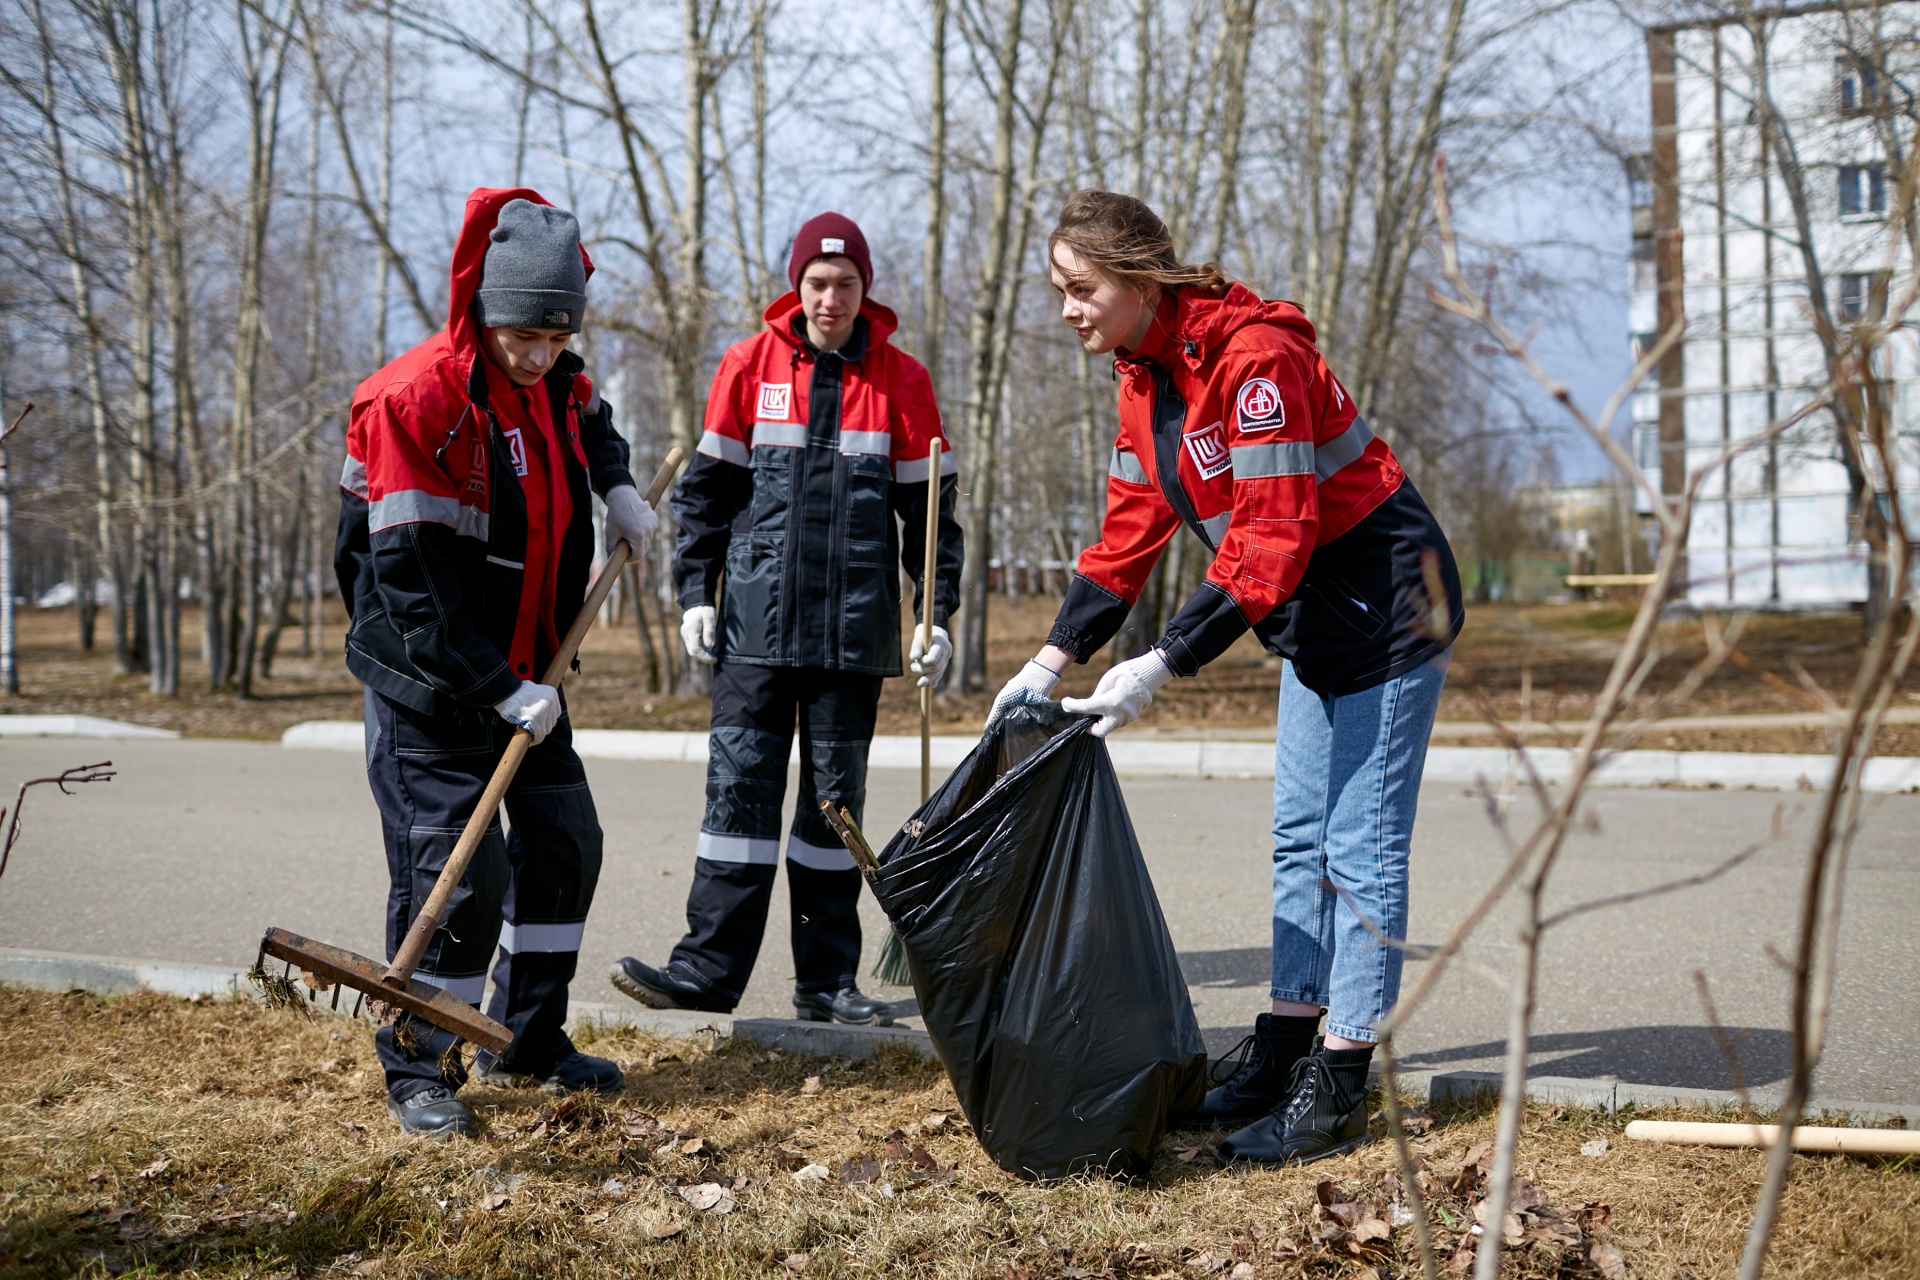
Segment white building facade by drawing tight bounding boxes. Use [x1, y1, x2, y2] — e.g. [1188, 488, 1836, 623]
[1632, 2, 1920, 607]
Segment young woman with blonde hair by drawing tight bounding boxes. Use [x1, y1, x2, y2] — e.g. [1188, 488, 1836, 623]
[989, 190, 1463, 1165]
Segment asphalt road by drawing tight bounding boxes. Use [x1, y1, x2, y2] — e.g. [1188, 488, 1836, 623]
[1, 736, 1914, 1104]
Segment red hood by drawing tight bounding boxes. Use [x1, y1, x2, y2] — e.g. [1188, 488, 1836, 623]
[446, 187, 595, 361]
[761, 292, 900, 350]
[1130, 283, 1316, 372]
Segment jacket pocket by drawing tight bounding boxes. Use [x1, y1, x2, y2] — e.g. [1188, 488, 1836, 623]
[722, 535, 783, 661]
[749, 449, 795, 534]
[841, 453, 893, 545]
[839, 539, 900, 670]
[1298, 566, 1387, 640]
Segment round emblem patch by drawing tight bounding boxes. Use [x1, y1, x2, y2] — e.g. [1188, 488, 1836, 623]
[1236, 378, 1285, 429]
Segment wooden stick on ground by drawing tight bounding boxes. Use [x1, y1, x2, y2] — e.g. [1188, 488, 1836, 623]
[1625, 1120, 1920, 1156]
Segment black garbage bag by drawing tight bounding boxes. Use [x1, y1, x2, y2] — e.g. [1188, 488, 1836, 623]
[869, 703, 1206, 1180]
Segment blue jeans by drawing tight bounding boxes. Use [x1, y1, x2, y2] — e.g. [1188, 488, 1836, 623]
[1269, 653, 1448, 1043]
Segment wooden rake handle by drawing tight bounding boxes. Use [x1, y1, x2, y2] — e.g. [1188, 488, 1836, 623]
[918, 438, 941, 802]
[385, 447, 685, 986]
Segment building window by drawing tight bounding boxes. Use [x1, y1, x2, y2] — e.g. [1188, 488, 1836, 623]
[1626, 154, 1653, 210]
[1838, 58, 1882, 116]
[1635, 423, 1661, 471]
[1838, 271, 1890, 321]
[1839, 164, 1887, 217]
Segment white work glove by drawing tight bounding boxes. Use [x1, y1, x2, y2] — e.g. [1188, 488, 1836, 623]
[985, 658, 1061, 732]
[908, 624, 952, 689]
[494, 680, 562, 744]
[680, 604, 718, 665]
[602, 483, 658, 561]
[1062, 649, 1175, 738]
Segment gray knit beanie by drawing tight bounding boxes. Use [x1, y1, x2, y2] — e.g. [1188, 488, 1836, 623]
[474, 199, 588, 332]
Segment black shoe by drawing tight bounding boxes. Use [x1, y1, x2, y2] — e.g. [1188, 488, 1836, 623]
[1180, 1013, 1320, 1130]
[609, 957, 734, 1014]
[474, 1048, 625, 1095]
[1216, 1043, 1373, 1167]
[792, 986, 895, 1026]
[387, 1084, 477, 1139]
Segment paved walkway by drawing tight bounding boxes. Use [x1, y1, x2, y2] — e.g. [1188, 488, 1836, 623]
[1, 736, 1914, 1105]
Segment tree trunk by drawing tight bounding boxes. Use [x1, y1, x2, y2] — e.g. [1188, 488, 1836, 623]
[923, 0, 949, 389]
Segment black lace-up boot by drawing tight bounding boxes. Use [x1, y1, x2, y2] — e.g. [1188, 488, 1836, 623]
[1215, 1041, 1374, 1166]
[1177, 1013, 1320, 1130]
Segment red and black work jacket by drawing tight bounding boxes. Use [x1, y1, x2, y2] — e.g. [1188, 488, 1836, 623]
[673, 294, 963, 674]
[1048, 284, 1462, 696]
[334, 187, 635, 718]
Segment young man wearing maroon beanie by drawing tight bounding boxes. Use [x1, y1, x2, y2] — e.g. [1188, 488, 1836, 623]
[610, 213, 964, 1023]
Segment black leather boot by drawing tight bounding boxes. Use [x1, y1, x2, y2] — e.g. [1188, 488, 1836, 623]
[1216, 1042, 1373, 1166]
[609, 957, 735, 1013]
[792, 986, 895, 1026]
[475, 1047, 625, 1094]
[1179, 1013, 1320, 1130]
[387, 1084, 477, 1139]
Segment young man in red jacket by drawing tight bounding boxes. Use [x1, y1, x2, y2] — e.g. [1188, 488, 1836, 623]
[337, 189, 658, 1137]
[610, 214, 963, 1023]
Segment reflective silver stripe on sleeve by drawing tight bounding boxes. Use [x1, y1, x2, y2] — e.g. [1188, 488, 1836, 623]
[1228, 440, 1315, 479]
[695, 831, 781, 864]
[1108, 447, 1150, 485]
[486, 555, 524, 570]
[1315, 416, 1375, 481]
[786, 836, 857, 872]
[1200, 512, 1232, 546]
[893, 448, 960, 483]
[497, 920, 586, 953]
[838, 430, 891, 456]
[696, 429, 750, 466]
[752, 421, 809, 448]
[368, 489, 490, 540]
[340, 454, 368, 498]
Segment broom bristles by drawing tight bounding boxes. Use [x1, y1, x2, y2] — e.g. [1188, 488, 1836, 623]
[871, 925, 912, 987]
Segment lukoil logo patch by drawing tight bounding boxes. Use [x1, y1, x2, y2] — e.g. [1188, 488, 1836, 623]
[758, 383, 793, 420]
[1184, 420, 1232, 480]
[1236, 378, 1285, 430]
[503, 427, 529, 477]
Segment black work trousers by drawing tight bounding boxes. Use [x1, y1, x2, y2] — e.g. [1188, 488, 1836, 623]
[668, 662, 883, 1005]
[363, 688, 604, 1099]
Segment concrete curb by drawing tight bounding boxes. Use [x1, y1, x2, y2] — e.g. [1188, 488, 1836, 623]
[0, 714, 178, 739]
[282, 719, 1920, 793]
[0, 946, 933, 1063]
[6, 946, 1915, 1125]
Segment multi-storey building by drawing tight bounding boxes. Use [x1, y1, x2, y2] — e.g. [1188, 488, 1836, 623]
[1629, 2, 1918, 607]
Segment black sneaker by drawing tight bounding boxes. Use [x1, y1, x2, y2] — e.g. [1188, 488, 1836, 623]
[792, 986, 894, 1026]
[387, 1084, 477, 1139]
[474, 1048, 625, 1095]
[1215, 1044, 1373, 1166]
[609, 957, 734, 1013]
[1179, 1013, 1320, 1130]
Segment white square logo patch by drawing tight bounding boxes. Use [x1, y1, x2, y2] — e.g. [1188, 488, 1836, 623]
[1235, 378, 1285, 431]
[757, 383, 793, 420]
[1184, 421, 1232, 480]
[820, 237, 846, 255]
[503, 427, 529, 477]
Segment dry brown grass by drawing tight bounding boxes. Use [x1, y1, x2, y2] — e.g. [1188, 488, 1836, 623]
[2, 988, 1915, 1279]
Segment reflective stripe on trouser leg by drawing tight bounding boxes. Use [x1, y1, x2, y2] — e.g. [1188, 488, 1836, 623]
[668, 662, 799, 1001]
[364, 688, 510, 1097]
[789, 671, 883, 991]
[484, 732, 603, 1072]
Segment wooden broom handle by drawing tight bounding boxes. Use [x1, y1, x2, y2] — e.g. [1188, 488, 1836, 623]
[919, 439, 941, 802]
[386, 447, 685, 985]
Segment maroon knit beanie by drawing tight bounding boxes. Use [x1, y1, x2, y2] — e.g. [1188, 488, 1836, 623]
[787, 212, 872, 293]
